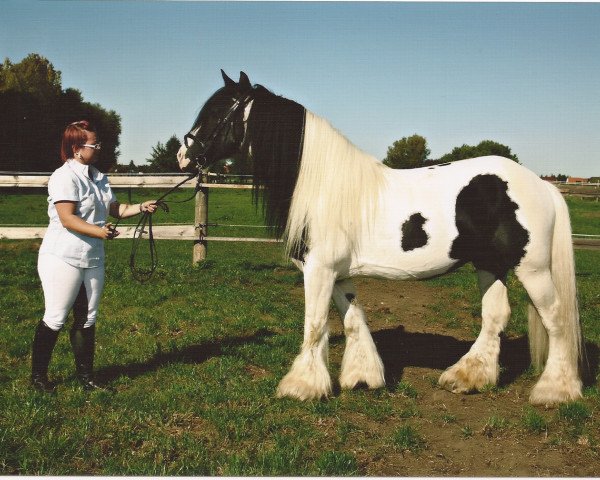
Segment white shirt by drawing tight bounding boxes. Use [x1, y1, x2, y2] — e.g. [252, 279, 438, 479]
[39, 159, 116, 268]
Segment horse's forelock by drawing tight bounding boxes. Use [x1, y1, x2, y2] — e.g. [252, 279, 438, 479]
[191, 86, 233, 129]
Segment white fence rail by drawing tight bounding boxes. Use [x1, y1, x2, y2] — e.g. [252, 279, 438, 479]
[0, 172, 251, 189]
[0, 225, 282, 243]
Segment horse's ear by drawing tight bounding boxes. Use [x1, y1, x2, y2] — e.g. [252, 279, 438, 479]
[221, 69, 236, 89]
[239, 71, 252, 91]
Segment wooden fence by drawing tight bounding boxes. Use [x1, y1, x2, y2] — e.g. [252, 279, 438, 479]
[1, 174, 599, 259]
[0, 173, 281, 264]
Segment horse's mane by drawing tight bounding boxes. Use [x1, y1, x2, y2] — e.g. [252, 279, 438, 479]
[245, 84, 385, 260]
[245, 85, 306, 238]
[285, 111, 386, 260]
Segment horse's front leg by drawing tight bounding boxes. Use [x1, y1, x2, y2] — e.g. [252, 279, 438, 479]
[332, 279, 385, 390]
[439, 272, 510, 393]
[276, 257, 337, 400]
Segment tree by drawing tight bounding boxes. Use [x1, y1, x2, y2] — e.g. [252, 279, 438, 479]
[146, 135, 182, 172]
[439, 140, 519, 164]
[0, 54, 61, 102]
[383, 134, 430, 169]
[0, 54, 121, 172]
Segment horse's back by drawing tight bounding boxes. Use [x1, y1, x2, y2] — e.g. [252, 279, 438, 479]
[348, 156, 555, 280]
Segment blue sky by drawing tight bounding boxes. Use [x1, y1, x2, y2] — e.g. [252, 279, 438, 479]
[2, 1, 599, 177]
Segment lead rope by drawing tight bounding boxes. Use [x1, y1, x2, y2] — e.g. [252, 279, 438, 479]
[111, 170, 201, 283]
[127, 200, 168, 283]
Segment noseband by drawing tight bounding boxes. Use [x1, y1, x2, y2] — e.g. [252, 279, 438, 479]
[184, 94, 253, 169]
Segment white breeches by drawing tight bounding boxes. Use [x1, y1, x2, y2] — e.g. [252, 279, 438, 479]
[38, 254, 105, 331]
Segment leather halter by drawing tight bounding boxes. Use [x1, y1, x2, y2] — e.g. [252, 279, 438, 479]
[183, 94, 253, 169]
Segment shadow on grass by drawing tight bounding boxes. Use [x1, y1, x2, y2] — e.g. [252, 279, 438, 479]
[94, 327, 275, 383]
[357, 326, 600, 390]
[97, 325, 598, 392]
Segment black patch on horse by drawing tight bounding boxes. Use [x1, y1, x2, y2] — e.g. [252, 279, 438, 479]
[450, 174, 529, 277]
[401, 213, 429, 251]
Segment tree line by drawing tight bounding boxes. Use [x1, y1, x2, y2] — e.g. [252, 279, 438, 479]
[0, 54, 121, 173]
[382, 134, 519, 169]
[4, 53, 566, 178]
[0, 54, 194, 174]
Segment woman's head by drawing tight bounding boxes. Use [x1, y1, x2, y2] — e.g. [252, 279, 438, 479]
[61, 120, 101, 164]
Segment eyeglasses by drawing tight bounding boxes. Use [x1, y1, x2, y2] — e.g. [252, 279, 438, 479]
[81, 143, 102, 150]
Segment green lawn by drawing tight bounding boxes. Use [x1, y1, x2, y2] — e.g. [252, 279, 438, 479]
[566, 197, 600, 235]
[0, 189, 599, 475]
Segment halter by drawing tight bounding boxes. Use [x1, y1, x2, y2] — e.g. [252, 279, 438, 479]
[183, 94, 254, 170]
[127, 172, 201, 282]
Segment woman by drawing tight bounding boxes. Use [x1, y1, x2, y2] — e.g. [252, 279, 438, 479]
[31, 120, 157, 392]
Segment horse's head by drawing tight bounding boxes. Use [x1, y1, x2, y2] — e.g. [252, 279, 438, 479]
[177, 70, 254, 172]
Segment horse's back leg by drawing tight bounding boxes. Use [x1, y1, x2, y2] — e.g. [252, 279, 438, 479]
[276, 256, 336, 400]
[517, 184, 582, 405]
[439, 269, 510, 393]
[332, 279, 385, 390]
[516, 266, 582, 405]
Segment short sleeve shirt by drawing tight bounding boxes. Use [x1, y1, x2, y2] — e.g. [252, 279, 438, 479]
[39, 159, 117, 268]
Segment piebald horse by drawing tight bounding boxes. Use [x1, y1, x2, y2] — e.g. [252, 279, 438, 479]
[178, 71, 583, 405]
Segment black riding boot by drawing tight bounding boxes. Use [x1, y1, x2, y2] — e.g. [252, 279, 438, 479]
[31, 320, 60, 392]
[70, 324, 105, 391]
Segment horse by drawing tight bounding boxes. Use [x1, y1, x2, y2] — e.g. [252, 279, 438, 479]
[177, 70, 583, 406]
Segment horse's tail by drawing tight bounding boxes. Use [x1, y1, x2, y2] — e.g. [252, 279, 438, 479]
[528, 183, 582, 371]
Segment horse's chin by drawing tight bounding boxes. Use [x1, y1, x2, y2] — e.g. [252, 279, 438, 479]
[178, 158, 193, 172]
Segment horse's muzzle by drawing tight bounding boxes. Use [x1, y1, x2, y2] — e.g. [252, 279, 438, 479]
[177, 145, 192, 171]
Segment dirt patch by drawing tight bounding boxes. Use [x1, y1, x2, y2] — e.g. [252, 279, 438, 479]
[318, 277, 600, 477]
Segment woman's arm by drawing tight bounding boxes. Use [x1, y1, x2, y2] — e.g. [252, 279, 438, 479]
[55, 201, 115, 239]
[109, 200, 158, 219]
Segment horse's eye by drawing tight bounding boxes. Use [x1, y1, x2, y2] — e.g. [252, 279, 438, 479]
[184, 134, 195, 148]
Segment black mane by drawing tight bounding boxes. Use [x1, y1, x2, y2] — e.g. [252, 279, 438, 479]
[245, 85, 306, 238]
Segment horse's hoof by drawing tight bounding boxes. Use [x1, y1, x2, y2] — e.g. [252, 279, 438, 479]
[339, 371, 385, 391]
[276, 374, 331, 401]
[529, 375, 582, 406]
[438, 356, 496, 394]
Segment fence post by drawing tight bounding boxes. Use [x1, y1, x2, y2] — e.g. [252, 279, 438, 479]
[193, 175, 209, 264]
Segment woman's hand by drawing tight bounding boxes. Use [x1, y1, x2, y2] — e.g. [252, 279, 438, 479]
[100, 222, 120, 240]
[140, 200, 158, 214]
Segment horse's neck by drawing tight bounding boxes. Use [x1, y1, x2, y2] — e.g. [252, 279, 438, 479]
[285, 110, 386, 257]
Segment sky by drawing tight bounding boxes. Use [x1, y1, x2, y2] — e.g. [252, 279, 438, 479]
[1, 1, 599, 177]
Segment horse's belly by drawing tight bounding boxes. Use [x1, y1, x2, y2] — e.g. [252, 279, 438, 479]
[348, 243, 459, 280]
[346, 188, 460, 279]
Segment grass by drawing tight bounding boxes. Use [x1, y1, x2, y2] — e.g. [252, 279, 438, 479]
[0, 189, 599, 475]
[522, 406, 548, 434]
[482, 415, 511, 436]
[566, 196, 600, 236]
[396, 380, 419, 398]
[558, 401, 592, 437]
[391, 425, 426, 453]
